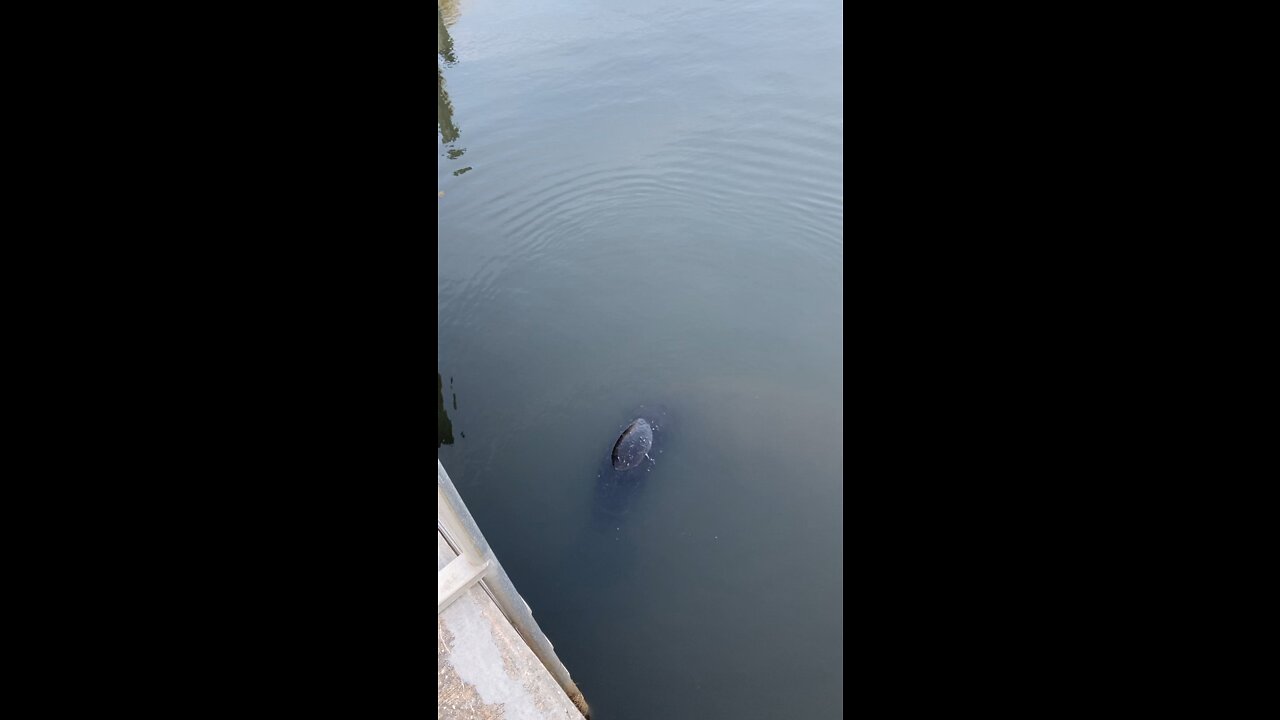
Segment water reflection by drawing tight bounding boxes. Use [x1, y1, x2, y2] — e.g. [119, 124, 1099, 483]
[437, 4, 470, 176]
[438, 0, 461, 28]
[437, 372, 455, 449]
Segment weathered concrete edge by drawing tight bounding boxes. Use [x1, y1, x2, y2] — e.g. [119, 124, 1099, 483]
[438, 461, 591, 718]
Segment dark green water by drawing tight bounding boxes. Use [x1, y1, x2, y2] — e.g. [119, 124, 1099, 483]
[438, 1, 842, 717]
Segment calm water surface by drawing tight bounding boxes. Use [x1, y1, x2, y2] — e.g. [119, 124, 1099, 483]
[438, 0, 842, 717]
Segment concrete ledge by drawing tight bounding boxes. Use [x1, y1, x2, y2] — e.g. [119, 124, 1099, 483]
[438, 532, 586, 720]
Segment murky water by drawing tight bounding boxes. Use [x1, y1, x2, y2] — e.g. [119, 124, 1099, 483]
[439, 0, 841, 717]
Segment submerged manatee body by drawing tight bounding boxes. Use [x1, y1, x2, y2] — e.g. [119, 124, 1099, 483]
[611, 418, 653, 470]
[591, 406, 670, 530]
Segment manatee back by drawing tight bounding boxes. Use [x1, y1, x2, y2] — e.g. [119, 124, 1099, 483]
[611, 418, 653, 470]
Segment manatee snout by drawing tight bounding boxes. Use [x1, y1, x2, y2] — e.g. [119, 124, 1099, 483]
[611, 418, 653, 470]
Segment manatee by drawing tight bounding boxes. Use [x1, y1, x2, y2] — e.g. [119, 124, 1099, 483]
[611, 418, 654, 470]
[590, 406, 670, 531]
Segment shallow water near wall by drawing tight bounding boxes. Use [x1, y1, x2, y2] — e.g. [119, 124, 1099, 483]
[439, 1, 842, 717]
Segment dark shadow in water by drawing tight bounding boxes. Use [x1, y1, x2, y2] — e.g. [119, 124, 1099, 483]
[437, 372, 454, 449]
[437, 66, 459, 146]
[590, 464, 650, 533]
